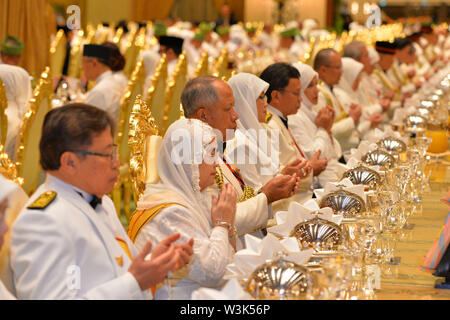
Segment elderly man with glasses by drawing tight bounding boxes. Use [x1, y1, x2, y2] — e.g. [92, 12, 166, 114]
[313, 48, 363, 154]
[11, 104, 194, 300]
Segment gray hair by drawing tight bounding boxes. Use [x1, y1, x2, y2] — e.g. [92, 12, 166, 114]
[181, 76, 220, 117]
[343, 41, 366, 61]
[313, 48, 336, 71]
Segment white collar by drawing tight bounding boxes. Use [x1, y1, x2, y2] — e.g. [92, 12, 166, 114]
[267, 105, 286, 121]
[95, 70, 112, 84]
[47, 174, 98, 204]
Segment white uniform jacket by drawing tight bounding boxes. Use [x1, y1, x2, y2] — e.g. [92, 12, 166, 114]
[85, 70, 123, 122]
[264, 107, 313, 209]
[11, 174, 150, 300]
[208, 156, 271, 238]
[314, 83, 359, 152]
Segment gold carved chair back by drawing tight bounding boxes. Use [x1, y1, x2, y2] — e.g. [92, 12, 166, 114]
[49, 29, 67, 78]
[162, 52, 187, 135]
[67, 29, 85, 79]
[194, 50, 209, 78]
[14, 67, 53, 195]
[123, 27, 146, 78]
[112, 59, 145, 219]
[146, 54, 167, 131]
[128, 95, 160, 203]
[0, 78, 7, 147]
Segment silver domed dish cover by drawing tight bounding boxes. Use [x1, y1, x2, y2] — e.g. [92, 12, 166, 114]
[420, 99, 435, 110]
[416, 107, 432, 120]
[377, 137, 407, 154]
[245, 257, 309, 300]
[403, 114, 427, 134]
[361, 149, 395, 169]
[341, 166, 381, 190]
[318, 188, 366, 217]
[290, 217, 346, 251]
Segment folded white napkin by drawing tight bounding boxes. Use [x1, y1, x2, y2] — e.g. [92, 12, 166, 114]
[367, 127, 408, 145]
[349, 141, 378, 161]
[314, 178, 366, 204]
[191, 278, 253, 300]
[267, 199, 343, 238]
[224, 233, 314, 282]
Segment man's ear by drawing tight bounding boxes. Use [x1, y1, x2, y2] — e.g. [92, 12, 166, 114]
[270, 90, 280, 104]
[193, 107, 208, 121]
[60, 152, 77, 174]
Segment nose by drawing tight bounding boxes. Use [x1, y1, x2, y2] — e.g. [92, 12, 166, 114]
[112, 155, 120, 169]
[232, 107, 239, 121]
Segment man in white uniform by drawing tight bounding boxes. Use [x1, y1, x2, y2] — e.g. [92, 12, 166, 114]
[158, 35, 184, 80]
[181, 76, 301, 238]
[313, 48, 362, 153]
[11, 104, 194, 299]
[82, 44, 123, 123]
[0, 35, 24, 66]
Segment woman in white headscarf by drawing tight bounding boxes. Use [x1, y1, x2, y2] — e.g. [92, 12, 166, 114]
[128, 118, 237, 300]
[140, 50, 161, 100]
[334, 57, 383, 139]
[225, 73, 279, 189]
[0, 173, 28, 300]
[289, 63, 347, 188]
[0, 64, 32, 160]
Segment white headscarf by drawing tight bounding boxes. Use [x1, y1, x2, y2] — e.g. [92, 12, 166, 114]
[137, 118, 218, 227]
[368, 47, 380, 65]
[140, 50, 160, 78]
[337, 57, 364, 94]
[226, 73, 279, 185]
[292, 62, 318, 109]
[227, 73, 269, 139]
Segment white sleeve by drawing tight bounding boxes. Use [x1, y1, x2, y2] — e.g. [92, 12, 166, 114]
[85, 89, 108, 112]
[11, 212, 147, 300]
[136, 206, 235, 288]
[331, 117, 356, 140]
[290, 119, 331, 159]
[235, 193, 269, 236]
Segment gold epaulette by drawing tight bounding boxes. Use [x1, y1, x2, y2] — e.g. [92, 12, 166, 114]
[27, 191, 57, 210]
[265, 112, 273, 124]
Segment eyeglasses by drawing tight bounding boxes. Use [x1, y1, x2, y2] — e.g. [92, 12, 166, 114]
[71, 144, 118, 164]
[257, 94, 267, 102]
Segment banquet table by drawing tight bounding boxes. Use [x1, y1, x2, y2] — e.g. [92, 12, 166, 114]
[374, 154, 450, 300]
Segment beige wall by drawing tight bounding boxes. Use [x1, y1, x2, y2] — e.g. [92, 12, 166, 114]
[244, 0, 327, 28]
[85, 0, 131, 26]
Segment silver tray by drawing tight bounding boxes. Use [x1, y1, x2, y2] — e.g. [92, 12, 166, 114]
[361, 149, 395, 169]
[245, 258, 309, 300]
[290, 217, 346, 251]
[342, 165, 381, 190]
[318, 188, 366, 217]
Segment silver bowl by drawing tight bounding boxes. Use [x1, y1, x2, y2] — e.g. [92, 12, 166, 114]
[319, 188, 366, 217]
[245, 258, 309, 300]
[341, 166, 381, 190]
[377, 137, 407, 154]
[361, 149, 395, 169]
[403, 114, 427, 134]
[416, 107, 432, 120]
[290, 217, 346, 251]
